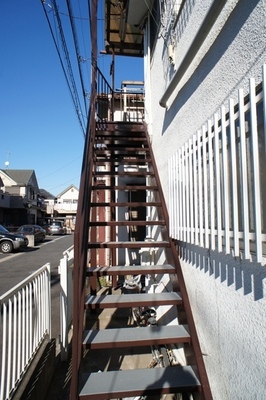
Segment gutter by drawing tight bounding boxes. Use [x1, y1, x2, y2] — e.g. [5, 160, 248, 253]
[159, 0, 228, 108]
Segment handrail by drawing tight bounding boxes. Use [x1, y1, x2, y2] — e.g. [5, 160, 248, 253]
[0, 264, 51, 400]
[97, 67, 113, 93]
[96, 66, 114, 121]
[70, 0, 98, 398]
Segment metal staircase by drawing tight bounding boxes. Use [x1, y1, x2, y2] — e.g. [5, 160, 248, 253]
[71, 120, 212, 400]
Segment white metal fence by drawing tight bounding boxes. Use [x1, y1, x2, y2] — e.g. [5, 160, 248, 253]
[168, 65, 266, 264]
[114, 82, 145, 122]
[58, 245, 74, 361]
[0, 264, 51, 400]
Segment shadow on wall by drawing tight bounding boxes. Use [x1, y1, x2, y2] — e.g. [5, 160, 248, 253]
[177, 241, 266, 301]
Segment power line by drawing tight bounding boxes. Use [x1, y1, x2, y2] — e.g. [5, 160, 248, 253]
[39, 156, 81, 180]
[45, 175, 81, 192]
[66, 0, 89, 117]
[41, 0, 87, 136]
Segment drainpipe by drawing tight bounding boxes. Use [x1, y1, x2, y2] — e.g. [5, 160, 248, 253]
[159, 0, 228, 108]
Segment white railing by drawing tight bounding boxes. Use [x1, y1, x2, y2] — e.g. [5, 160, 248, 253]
[114, 81, 145, 122]
[0, 264, 51, 400]
[58, 245, 74, 361]
[168, 65, 266, 264]
[54, 202, 78, 212]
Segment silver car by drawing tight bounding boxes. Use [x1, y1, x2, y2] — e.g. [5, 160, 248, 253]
[47, 221, 66, 235]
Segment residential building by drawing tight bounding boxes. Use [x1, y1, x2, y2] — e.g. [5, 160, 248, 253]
[140, 1, 266, 399]
[45, 184, 79, 231]
[0, 169, 45, 227]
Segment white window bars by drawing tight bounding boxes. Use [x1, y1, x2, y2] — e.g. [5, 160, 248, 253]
[168, 66, 266, 264]
[0, 264, 51, 400]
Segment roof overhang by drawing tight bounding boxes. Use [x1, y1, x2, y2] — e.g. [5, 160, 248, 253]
[104, 0, 153, 57]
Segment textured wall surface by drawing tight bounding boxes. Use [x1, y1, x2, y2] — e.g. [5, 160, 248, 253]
[148, 0, 266, 398]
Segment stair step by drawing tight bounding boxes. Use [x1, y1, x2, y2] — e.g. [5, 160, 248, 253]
[95, 153, 149, 158]
[80, 366, 200, 399]
[87, 241, 170, 249]
[92, 171, 154, 176]
[88, 220, 165, 226]
[95, 158, 151, 165]
[90, 202, 161, 207]
[95, 133, 146, 138]
[83, 325, 190, 349]
[96, 122, 145, 133]
[95, 136, 146, 142]
[91, 185, 158, 190]
[88, 264, 176, 276]
[85, 292, 182, 309]
[95, 158, 151, 163]
[95, 146, 149, 152]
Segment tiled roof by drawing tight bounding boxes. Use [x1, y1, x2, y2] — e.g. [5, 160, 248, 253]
[0, 169, 35, 185]
[39, 188, 55, 199]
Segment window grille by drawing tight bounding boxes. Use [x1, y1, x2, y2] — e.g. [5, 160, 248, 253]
[168, 65, 266, 264]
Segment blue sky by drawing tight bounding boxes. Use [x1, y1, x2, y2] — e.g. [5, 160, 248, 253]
[0, 0, 143, 196]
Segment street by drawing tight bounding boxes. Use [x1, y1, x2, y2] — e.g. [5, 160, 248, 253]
[0, 234, 74, 338]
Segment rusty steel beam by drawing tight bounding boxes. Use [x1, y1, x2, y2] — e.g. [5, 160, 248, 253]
[70, 1, 98, 399]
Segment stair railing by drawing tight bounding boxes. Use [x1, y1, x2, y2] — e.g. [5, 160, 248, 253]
[96, 66, 114, 121]
[70, 1, 98, 399]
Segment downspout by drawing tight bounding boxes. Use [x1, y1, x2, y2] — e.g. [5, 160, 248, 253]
[159, 0, 228, 108]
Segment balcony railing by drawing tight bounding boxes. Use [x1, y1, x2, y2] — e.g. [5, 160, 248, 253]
[96, 70, 145, 122]
[54, 203, 78, 212]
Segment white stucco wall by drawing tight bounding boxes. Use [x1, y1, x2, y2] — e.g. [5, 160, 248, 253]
[178, 243, 266, 399]
[147, 0, 266, 398]
[150, 0, 266, 203]
[57, 186, 79, 203]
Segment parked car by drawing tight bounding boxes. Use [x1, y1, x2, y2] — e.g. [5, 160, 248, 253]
[0, 224, 28, 253]
[46, 221, 66, 235]
[16, 225, 46, 244]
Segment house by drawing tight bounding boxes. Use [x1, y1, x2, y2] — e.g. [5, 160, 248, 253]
[39, 188, 56, 208]
[50, 184, 79, 231]
[88, 1, 265, 399]
[0, 176, 11, 223]
[0, 169, 45, 227]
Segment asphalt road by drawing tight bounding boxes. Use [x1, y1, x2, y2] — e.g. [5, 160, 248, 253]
[0, 234, 74, 338]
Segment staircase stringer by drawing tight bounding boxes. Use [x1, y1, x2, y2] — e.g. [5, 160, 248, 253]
[71, 9, 98, 392]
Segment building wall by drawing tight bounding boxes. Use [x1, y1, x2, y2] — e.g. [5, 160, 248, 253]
[57, 186, 79, 203]
[150, 0, 265, 192]
[147, 0, 266, 398]
[177, 242, 266, 399]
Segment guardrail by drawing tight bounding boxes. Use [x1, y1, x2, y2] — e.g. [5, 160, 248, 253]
[0, 264, 51, 400]
[58, 245, 74, 361]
